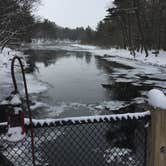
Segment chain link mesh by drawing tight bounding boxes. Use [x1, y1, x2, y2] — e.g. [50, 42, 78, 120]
[0, 117, 148, 166]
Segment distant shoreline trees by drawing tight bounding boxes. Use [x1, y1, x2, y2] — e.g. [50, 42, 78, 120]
[32, 19, 96, 44]
[33, 0, 166, 57]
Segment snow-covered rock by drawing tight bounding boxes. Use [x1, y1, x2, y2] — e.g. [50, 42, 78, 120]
[148, 89, 166, 109]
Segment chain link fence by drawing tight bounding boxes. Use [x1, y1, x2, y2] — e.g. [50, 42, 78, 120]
[0, 114, 149, 166]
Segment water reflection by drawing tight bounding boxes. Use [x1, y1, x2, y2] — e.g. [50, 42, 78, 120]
[23, 48, 153, 118]
[24, 49, 110, 104]
[25, 50, 93, 70]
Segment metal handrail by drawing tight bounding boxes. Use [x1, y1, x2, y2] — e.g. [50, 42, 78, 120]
[11, 56, 35, 166]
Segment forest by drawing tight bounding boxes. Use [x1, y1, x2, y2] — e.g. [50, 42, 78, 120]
[32, 0, 166, 57]
[1, 0, 166, 57]
[0, 0, 41, 50]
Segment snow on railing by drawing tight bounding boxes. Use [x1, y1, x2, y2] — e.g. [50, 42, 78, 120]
[0, 111, 150, 128]
[0, 122, 7, 126]
[25, 111, 150, 127]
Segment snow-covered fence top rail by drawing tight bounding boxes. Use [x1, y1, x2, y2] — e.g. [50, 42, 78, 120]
[24, 111, 150, 127]
[0, 111, 151, 128]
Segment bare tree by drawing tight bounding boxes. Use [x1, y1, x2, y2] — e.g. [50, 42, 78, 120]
[0, 0, 40, 50]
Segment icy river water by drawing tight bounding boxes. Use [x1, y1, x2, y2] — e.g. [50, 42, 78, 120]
[2, 42, 166, 119]
[20, 43, 166, 119]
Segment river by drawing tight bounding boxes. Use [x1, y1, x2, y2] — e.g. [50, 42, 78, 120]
[2, 42, 166, 119]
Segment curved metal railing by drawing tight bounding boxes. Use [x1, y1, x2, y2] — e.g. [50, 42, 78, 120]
[11, 56, 35, 166]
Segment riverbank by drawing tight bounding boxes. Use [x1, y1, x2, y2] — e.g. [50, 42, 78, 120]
[0, 48, 47, 101]
[72, 44, 166, 67]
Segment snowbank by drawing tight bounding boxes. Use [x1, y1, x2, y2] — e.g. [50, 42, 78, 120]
[148, 89, 166, 109]
[72, 44, 166, 67]
[0, 47, 48, 101]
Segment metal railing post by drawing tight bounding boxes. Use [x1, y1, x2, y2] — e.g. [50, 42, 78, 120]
[11, 56, 36, 166]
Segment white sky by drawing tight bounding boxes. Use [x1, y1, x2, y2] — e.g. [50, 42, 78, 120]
[37, 0, 113, 29]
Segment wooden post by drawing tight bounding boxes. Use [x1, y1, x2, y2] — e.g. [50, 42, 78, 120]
[148, 109, 166, 166]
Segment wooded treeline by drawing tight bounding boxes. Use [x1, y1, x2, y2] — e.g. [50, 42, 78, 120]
[94, 0, 166, 56]
[32, 0, 166, 56]
[102, 0, 166, 56]
[33, 19, 95, 44]
[0, 0, 39, 49]
[1, 0, 166, 56]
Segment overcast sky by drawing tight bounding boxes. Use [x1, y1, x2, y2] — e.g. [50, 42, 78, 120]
[37, 0, 113, 30]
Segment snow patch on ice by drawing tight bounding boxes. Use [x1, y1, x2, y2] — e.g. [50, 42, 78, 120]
[48, 104, 67, 117]
[94, 101, 129, 111]
[72, 44, 98, 50]
[30, 101, 49, 110]
[25, 74, 48, 94]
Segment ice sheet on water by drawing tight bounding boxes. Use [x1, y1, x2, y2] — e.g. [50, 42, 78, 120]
[30, 101, 49, 110]
[72, 44, 98, 50]
[25, 74, 48, 94]
[94, 101, 129, 111]
[28, 100, 130, 118]
[102, 54, 166, 93]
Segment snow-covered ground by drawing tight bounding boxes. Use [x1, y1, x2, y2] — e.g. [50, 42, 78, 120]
[0, 48, 47, 100]
[71, 44, 166, 95]
[72, 44, 166, 67]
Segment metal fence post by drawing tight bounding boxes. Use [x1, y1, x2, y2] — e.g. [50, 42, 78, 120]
[148, 108, 166, 166]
